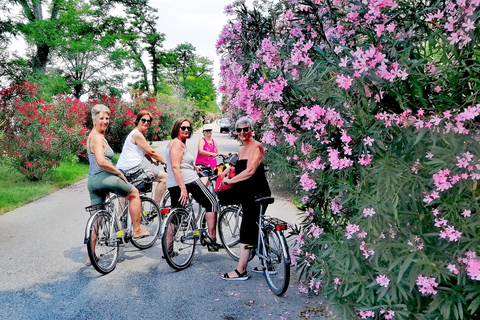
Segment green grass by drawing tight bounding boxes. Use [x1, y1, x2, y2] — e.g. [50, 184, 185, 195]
[0, 159, 89, 214]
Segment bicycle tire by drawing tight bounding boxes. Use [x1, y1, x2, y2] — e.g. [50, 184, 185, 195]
[131, 196, 162, 249]
[87, 212, 119, 274]
[218, 206, 255, 261]
[261, 226, 290, 296]
[161, 189, 171, 208]
[161, 208, 196, 270]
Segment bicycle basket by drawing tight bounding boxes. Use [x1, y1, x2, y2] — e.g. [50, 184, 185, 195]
[126, 168, 155, 192]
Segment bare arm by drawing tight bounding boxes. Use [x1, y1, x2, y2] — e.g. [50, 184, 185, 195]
[91, 134, 127, 182]
[132, 131, 167, 164]
[197, 138, 217, 157]
[224, 144, 263, 184]
[169, 139, 188, 205]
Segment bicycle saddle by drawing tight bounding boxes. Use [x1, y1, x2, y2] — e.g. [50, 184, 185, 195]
[254, 197, 274, 205]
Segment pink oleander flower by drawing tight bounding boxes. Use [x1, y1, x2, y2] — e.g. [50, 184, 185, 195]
[426, 152, 434, 159]
[261, 130, 278, 146]
[416, 275, 439, 295]
[309, 224, 324, 238]
[439, 225, 462, 241]
[447, 264, 459, 275]
[300, 173, 317, 191]
[467, 259, 480, 280]
[380, 309, 395, 320]
[363, 136, 375, 146]
[331, 198, 343, 214]
[284, 133, 298, 146]
[376, 274, 390, 287]
[358, 310, 375, 319]
[462, 209, 472, 218]
[363, 207, 376, 217]
[336, 74, 353, 90]
[345, 223, 360, 239]
[434, 86, 442, 92]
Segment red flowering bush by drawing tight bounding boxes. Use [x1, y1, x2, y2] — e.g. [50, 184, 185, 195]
[219, 1, 480, 319]
[0, 82, 88, 180]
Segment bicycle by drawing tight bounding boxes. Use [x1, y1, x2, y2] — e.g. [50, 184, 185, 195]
[160, 155, 242, 271]
[244, 196, 291, 296]
[84, 171, 162, 274]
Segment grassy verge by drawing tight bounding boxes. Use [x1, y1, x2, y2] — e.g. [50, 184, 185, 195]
[0, 159, 89, 214]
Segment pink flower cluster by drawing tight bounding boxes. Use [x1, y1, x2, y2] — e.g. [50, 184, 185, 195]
[300, 173, 317, 191]
[358, 310, 375, 319]
[380, 309, 395, 320]
[363, 208, 376, 217]
[309, 224, 324, 238]
[376, 274, 390, 287]
[416, 275, 439, 295]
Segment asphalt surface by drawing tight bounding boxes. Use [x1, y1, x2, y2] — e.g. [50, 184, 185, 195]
[0, 122, 330, 320]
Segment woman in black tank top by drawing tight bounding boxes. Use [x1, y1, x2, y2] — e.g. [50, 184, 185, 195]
[220, 117, 271, 281]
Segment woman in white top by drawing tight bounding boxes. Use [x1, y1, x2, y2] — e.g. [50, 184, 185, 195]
[116, 110, 167, 205]
[165, 118, 219, 251]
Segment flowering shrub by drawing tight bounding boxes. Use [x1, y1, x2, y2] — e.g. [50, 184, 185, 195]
[0, 82, 89, 180]
[219, 0, 480, 319]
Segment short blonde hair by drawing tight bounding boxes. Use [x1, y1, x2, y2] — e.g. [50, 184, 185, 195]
[91, 104, 111, 120]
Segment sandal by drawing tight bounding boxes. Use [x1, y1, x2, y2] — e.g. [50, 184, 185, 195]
[221, 269, 250, 281]
[251, 266, 277, 275]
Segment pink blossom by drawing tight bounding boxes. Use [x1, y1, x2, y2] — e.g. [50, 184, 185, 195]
[467, 259, 480, 280]
[447, 264, 459, 275]
[461, 209, 472, 218]
[309, 224, 324, 238]
[416, 275, 439, 295]
[358, 310, 375, 319]
[345, 223, 360, 239]
[261, 130, 277, 146]
[336, 74, 353, 90]
[363, 208, 376, 217]
[376, 274, 390, 287]
[380, 309, 396, 320]
[300, 173, 317, 191]
[439, 225, 462, 241]
[284, 133, 298, 146]
[363, 136, 375, 146]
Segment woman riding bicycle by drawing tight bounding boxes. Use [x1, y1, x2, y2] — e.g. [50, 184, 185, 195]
[165, 118, 220, 252]
[220, 116, 271, 280]
[195, 124, 227, 185]
[116, 110, 167, 205]
[86, 104, 149, 264]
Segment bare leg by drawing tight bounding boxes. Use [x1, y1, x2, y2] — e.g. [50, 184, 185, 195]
[126, 187, 149, 237]
[200, 176, 209, 186]
[205, 211, 217, 241]
[154, 171, 167, 205]
[224, 243, 250, 277]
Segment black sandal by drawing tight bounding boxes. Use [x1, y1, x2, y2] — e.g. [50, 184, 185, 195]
[221, 269, 250, 281]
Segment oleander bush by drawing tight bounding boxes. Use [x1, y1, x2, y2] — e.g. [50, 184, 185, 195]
[218, 0, 480, 319]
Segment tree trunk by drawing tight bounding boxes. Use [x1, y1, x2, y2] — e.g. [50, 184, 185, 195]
[32, 43, 49, 73]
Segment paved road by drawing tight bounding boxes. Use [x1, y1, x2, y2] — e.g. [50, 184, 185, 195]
[0, 123, 329, 320]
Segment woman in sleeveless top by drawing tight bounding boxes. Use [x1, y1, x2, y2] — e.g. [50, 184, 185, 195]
[165, 118, 220, 252]
[86, 104, 149, 265]
[195, 124, 227, 184]
[116, 110, 168, 205]
[220, 117, 271, 281]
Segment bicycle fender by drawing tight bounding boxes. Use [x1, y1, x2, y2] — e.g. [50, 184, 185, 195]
[277, 231, 291, 264]
[84, 211, 111, 244]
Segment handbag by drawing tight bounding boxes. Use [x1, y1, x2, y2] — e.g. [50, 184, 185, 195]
[215, 169, 239, 205]
[124, 168, 155, 193]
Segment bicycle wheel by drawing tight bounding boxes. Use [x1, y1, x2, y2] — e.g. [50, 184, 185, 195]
[161, 189, 171, 208]
[87, 212, 119, 275]
[131, 196, 162, 249]
[218, 206, 255, 261]
[161, 208, 196, 270]
[261, 226, 290, 296]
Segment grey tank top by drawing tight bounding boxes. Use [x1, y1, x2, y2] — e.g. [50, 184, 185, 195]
[165, 141, 198, 188]
[88, 139, 114, 174]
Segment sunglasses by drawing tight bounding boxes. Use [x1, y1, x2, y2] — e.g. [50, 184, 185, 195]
[180, 126, 192, 131]
[236, 127, 250, 133]
[140, 118, 152, 124]
[203, 129, 212, 132]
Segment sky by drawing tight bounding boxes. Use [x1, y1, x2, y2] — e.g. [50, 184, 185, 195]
[152, 0, 253, 89]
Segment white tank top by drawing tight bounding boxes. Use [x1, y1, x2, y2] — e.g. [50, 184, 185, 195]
[116, 129, 144, 170]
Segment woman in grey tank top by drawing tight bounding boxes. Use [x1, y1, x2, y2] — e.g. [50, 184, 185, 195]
[86, 104, 150, 264]
[165, 118, 219, 252]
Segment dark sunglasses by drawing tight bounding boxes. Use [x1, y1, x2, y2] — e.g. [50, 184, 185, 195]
[236, 127, 250, 133]
[180, 126, 192, 131]
[140, 118, 152, 124]
[203, 129, 212, 132]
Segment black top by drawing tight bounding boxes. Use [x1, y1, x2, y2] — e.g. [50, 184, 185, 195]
[234, 159, 271, 198]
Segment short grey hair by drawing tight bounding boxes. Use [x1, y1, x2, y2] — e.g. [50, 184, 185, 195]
[235, 116, 254, 130]
[91, 104, 110, 120]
